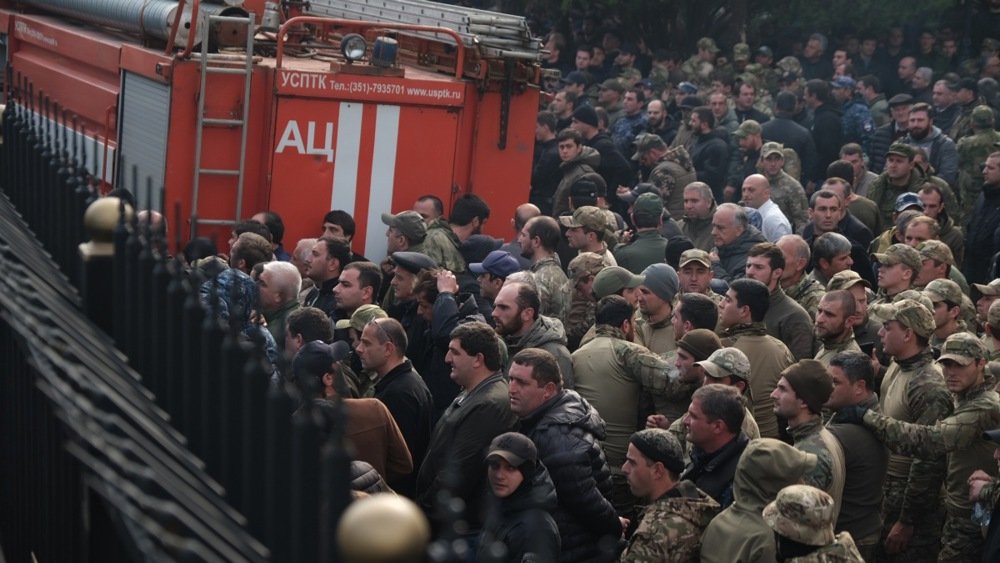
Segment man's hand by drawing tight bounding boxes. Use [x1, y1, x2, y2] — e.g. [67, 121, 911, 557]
[969, 470, 994, 501]
[618, 516, 630, 537]
[884, 521, 913, 554]
[436, 270, 459, 294]
[646, 414, 670, 429]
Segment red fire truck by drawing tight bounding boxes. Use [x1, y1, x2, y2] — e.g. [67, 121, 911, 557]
[0, 0, 541, 259]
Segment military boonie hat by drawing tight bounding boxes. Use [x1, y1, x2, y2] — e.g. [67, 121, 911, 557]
[592, 266, 644, 299]
[697, 37, 720, 53]
[973, 279, 1000, 296]
[923, 278, 963, 305]
[599, 78, 626, 93]
[335, 303, 389, 331]
[870, 298, 936, 339]
[733, 119, 762, 139]
[761, 141, 785, 158]
[972, 105, 996, 129]
[917, 240, 954, 266]
[937, 332, 987, 366]
[559, 206, 608, 231]
[886, 143, 916, 160]
[633, 193, 664, 221]
[567, 252, 605, 282]
[763, 484, 837, 547]
[826, 270, 871, 292]
[679, 248, 713, 269]
[733, 42, 750, 61]
[871, 243, 922, 272]
[390, 251, 437, 274]
[697, 347, 751, 382]
[381, 210, 427, 242]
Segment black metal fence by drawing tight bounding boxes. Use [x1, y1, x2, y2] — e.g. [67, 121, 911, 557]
[0, 73, 355, 561]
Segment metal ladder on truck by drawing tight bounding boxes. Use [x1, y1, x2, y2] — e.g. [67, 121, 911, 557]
[307, 0, 540, 60]
[189, 13, 256, 240]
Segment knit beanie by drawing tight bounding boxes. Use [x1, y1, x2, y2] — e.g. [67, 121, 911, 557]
[780, 360, 833, 415]
[640, 263, 679, 304]
[676, 329, 723, 362]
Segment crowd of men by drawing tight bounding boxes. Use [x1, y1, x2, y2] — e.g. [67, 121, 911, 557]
[160, 18, 1000, 563]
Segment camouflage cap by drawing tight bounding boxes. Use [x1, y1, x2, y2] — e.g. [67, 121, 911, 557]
[567, 252, 605, 282]
[761, 141, 785, 158]
[592, 266, 645, 299]
[630, 429, 686, 475]
[733, 119, 762, 139]
[619, 67, 642, 82]
[763, 484, 837, 547]
[632, 132, 668, 159]
[893, 289, 936, 311]
[679, 248, 713, 269]
[599, 78, 626, 93]
[923, 278, 964, 305]
[826, 270, 871, 292]
[697, 37, 720, 53]
[381, 210, 427, 242]
[559, 206, 608, 231]
[937, 332, 988, 366]
[886, 143, 916, 160]
[697, 347, 751, 382]
[972, 105, 996, 129]
[973, 279, 1000, 296]
[871, 243, 922, 272]
[870, 298, 936, 339]
[335, 303, 389, 331]
[989, 299, 1000, 328]
[733, 42, 750, 61]
[776, 56, 803, 76]
[917, 240, 954, 266]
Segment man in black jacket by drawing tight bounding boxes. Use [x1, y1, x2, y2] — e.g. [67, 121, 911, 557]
[416, 321, 518, 536]
[964, 152, 1000, 285]
[508, 348, 624, 562]
[804, 79, 844, 190]
[689, 106, 731, 203]
[571, 106, 635, 215]
[679, 383, 750, 509]
[869, 93, 913, 175]
[357, 316, 434, 498]
[761, 91, 817, 183]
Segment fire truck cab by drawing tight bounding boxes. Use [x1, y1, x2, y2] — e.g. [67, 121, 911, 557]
[0, 0, 541, 259]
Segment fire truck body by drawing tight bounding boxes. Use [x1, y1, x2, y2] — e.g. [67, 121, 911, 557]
[0, 0, 541, 260]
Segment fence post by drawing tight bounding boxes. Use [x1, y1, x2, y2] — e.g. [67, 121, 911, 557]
[78, 198, 131, 334]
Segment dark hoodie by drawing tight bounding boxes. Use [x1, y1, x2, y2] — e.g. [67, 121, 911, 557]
[700, 438, 819, 563]
[520, 390, 620, 563]
[477, 462, 561, 563]
[810, 103, 844, 184]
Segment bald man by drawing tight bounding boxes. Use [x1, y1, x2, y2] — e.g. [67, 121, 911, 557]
[741, 174, 791, 242]
[500, 203, 541, 269]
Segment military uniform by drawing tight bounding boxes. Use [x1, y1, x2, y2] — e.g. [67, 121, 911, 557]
[785, 274, 826, 320]
[679, 214, 715, 252]
[789, 419, 847, 520]
[877, 346, 953, 563]
[763, 484, 865, 563]
[562, 253, 604, 351]
[634, 314, 677, 357]
[422, 219, 467, 273]
[955, 107, 1000, 220]
[814, 331, 862, 367]
[766, 169, 810, 232]
[866, 145, 927, 228]
[645, 147, 697, 219]
[721, 322, 795, 439]
[614, 230, 668, 275]
[530, 256, 569, 319]
[620, 480, 720, 562]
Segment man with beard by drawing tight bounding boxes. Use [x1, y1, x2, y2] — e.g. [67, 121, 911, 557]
[677, 249, 721, 304]
[868, 144, 927, 227]
[901, 103, 958, 187]
[516, 216, 569, 318]
[492, 282, 574, 388]
[644, 99, 677, 145]
[813, 290, 862, 366]
[688, 106, 730, 202]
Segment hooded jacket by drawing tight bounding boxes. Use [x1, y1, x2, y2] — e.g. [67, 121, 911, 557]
[504, 316, 576, 389]
[552, 146, 607, 216]
[784, 532, 865, 562]
[619, 480, 720, 562]
[700, 439, 819, 563]
[711, 225, 767, 282]
[477, 462, 561, 563]
[903, 125, 958, 186]
[810, 103, 844, 184]
[520, 390, 620, 563]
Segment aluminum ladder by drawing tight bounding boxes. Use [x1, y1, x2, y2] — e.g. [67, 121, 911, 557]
[189, 13, 256, 239]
